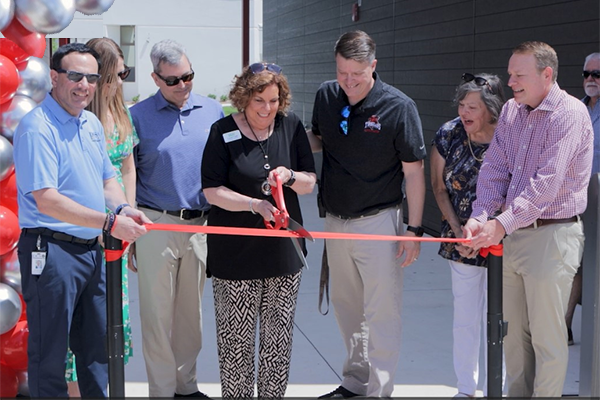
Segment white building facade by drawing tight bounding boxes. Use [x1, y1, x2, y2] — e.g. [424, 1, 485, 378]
[48, 0, 263, 102]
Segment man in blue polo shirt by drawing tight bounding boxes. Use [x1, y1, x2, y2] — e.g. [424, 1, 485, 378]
[13, 42, 149, 398]
[129, 39, 223, 398]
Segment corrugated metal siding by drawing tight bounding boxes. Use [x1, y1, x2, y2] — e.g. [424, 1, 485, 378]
[263, 0, 600, 235]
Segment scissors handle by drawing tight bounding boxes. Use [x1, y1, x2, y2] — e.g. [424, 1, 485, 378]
[264, 173, 289, 230]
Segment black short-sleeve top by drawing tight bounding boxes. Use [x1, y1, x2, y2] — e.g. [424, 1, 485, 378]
[201, 112, 316, 280]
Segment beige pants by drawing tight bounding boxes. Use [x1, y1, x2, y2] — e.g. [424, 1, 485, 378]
[325, 206, 404, 398]
[503, 221, 583, 397]
[136, 207, 207, 397]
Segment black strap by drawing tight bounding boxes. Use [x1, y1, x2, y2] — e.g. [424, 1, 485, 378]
[318, 245, 330, 315]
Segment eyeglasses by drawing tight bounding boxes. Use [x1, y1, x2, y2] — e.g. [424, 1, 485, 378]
[155, 70, 195, 86]
[582, 70, 600, 80]
[249, 63, 282, 75]
[117, 66, 131, 80]
[55, 68, 101, 84]
[339, 105, 350, 135]
[462, 73, 494, 94]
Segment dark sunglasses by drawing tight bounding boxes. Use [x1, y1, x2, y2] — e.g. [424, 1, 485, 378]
[155, 70, 195, 86]
[582, 70, 600, 80]
[462, 73, 494, 94]
[55, 68, 101, 84]
[249, 63, 282, 75]
[339, 105, 350, 135]
[117, 66, 131, 80]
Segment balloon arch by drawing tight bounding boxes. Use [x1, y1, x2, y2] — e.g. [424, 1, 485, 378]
[0, 1, 116, 396]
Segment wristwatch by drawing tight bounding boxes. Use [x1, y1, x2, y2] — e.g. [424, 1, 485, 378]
[283, 169, 296, 187]
[406, 225, 424, 237]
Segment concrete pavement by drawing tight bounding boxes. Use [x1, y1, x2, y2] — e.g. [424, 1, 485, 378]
[122, 190, 582, 397]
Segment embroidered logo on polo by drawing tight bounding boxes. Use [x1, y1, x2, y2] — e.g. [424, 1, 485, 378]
[364, 115, 381, 133]
[89, 131, 103, 141]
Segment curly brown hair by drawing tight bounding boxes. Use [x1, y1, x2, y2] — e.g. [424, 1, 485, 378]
[229, 63, 292, 114]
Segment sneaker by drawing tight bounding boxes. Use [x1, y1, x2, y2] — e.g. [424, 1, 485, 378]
[453, 393, 474, 398]
[174, 391, 210, 398]
[318, 386, 359, 399]
[568, 328, 574, 346]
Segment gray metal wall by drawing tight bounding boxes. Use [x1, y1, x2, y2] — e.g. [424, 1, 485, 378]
[263, 0, 600, 235]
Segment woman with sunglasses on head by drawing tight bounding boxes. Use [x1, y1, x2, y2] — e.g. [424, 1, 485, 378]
[430, 73, 506, 398]
[201, 63, 316, 398]
[62, 37, 137, 397]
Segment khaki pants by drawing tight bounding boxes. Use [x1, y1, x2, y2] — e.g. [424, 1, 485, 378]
[136, 207, 207, 397]
[503, 221, 583, 397]
[325, 206, 404, 398]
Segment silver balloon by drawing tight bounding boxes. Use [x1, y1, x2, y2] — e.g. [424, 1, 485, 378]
[1, 250, 21, 294]
[0, 0, 15, 31]
[16, 57, 51, 103]
[0, 282, 21, 334]
[15, 0, 75, 34]
[17, 370, 30, 397]
[0, 135, 14, 181]
[1, 94, 37, 141]
[75, 0, 114, 15]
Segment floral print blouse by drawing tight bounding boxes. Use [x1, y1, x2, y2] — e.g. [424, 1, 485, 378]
[433, 117, 488, 267]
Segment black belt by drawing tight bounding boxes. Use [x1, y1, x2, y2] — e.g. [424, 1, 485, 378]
[22, 228, 98, 246]
[139, 204, 209, 220]
[330, 208, 381, 220]
[524, 216, 579, 229]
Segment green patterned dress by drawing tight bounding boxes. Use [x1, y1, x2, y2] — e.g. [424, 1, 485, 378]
[65, 110, 138, 382]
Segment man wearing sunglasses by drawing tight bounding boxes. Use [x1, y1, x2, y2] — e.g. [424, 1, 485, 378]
[129, 39, 223, 398]
[464, 42, 593, 397]
[308, 31, 426, 398]
[12, 42, 150, 397]
[565, 52, 600, 348]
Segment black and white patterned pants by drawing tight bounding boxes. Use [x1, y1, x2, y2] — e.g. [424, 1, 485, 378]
[212, 270, 302, 399]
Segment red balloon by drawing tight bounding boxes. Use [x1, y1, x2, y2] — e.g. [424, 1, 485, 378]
[0, 18, 46, 59]
[0, 97, 13, 114]
[0, 38, 30, 65]
[0, 54, 19, 105]
[0, 205, 20, 256]
[0, 320, 28, 371]
[0, 171, 18, 214]
[0, 363, 19, 397]
[19, 294, 26, 322]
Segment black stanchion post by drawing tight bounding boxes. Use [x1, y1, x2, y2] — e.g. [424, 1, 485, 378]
[487, 246, 507, 398]
[103, 233, 125, 398]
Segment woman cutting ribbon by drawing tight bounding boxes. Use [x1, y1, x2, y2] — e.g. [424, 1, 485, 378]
[201, 62, 316, 398]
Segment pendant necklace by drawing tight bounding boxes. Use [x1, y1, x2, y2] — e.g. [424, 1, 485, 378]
[245, 112, 273, 196]
[467, 134, 484, 162]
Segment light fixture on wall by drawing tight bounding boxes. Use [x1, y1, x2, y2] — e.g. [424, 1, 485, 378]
[352, 0, 361, 22]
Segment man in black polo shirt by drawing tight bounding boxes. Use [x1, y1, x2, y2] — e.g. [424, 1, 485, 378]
[309, 30, 426, 398]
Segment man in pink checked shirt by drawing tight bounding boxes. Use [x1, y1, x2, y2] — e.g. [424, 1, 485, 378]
[463, 41, 594, 398]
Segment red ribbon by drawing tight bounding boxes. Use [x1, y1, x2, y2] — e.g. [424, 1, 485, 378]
[103, 223, 475, 261]
[105, 241, 129, 262]
[479, 244, 503, 258]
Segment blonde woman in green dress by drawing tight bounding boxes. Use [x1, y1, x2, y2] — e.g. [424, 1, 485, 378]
[65, 37, 138, 396]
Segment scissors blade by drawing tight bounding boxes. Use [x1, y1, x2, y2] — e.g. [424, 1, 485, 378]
[287, 217, 314, 242]
[290, 237, 309, 269]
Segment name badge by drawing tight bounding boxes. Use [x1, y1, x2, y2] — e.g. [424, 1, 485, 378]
[223, 130, 242, 143]
[32, 251, 46, 275]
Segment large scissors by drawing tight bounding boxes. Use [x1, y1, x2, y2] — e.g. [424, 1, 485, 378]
[264, 173, 314, 268]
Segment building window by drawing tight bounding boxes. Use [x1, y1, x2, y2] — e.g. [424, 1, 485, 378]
[120, 26, 135, 82]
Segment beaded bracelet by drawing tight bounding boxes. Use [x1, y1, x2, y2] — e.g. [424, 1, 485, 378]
[115, 203, 131, 215]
